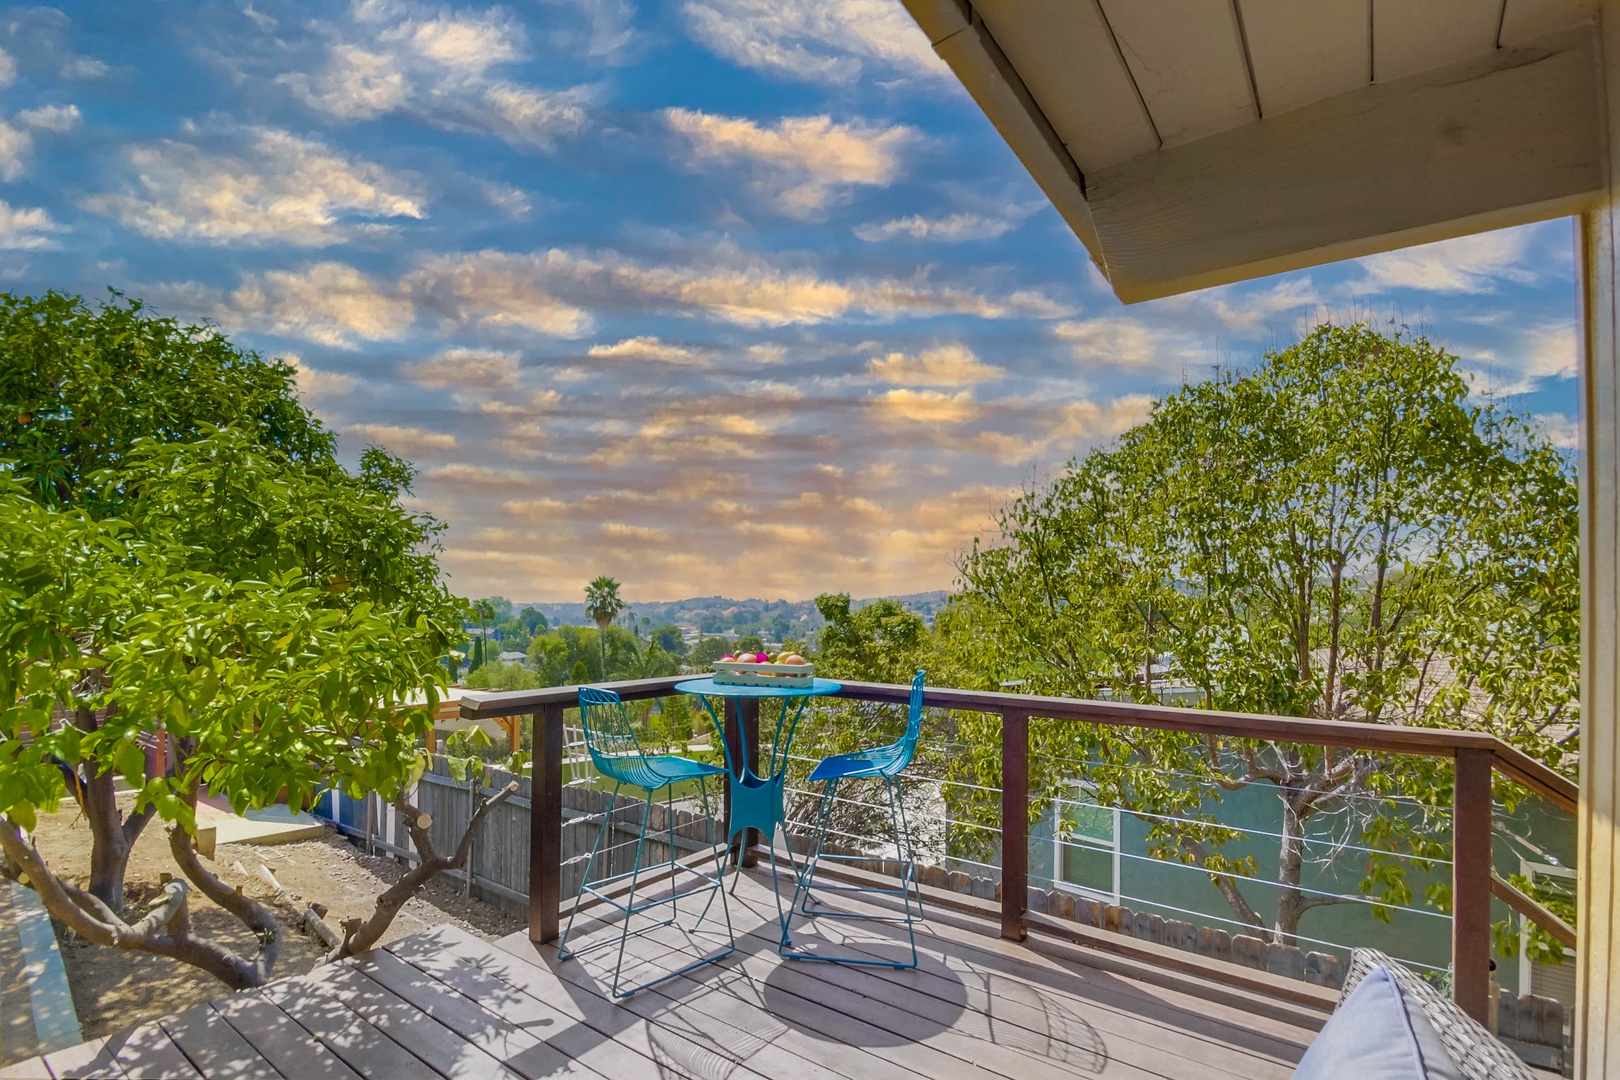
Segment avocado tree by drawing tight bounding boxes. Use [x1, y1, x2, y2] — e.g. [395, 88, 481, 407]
[950, 324, 1578, 946]
[0, 292, 341, 905]
[0, 293, 506, 987]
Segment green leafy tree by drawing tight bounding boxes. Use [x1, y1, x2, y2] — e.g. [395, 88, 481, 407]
[792, 594, 938, 845]
[733, 634, 765, 654]
[584, 576, 627, 678]
[950, 324, 1579, 945]
[0, 291, 330, 509]
[495, 617, 530, 655]
[651, 624, 688, 657]
[0, 297, 510, 988]
[0, 432, 465, 986]
[571, 659, 590, 685]
[689, 637, 734, 668]
[518, 606, 549, 634]
[464, 660, 542, 691]
[468, 599, 497, 674]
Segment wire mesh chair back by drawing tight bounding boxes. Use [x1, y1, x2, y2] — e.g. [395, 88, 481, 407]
[577, 686, 663, 790]
[890, 668, 927, 774]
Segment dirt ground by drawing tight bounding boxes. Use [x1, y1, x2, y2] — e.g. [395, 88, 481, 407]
[28, 795, 525, 1040]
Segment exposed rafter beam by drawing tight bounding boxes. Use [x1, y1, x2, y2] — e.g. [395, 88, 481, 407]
[906, 2, 1602, 304]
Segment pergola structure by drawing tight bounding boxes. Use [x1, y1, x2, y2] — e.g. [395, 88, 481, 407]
[895, 0, 1615, 1074]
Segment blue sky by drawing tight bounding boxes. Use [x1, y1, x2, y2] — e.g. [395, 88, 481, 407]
[0, 1, 1583, 601]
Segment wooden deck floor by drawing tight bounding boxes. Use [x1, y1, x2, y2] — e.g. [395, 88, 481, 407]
[2, 868, 1319, 1079]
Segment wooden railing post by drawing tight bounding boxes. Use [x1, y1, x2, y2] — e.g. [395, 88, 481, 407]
[530, 704, 564, 945]
[1002, 709, 1029, 942]
[1452, 747, 1494, 1023]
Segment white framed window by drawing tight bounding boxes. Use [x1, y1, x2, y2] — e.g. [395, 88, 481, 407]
[1055, 782, 1121, 904]
[1518, 859, 1576, 1007]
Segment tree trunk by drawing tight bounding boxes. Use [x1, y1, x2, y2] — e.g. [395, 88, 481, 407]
[70, 704, 153, 909]
[1272, 792, 1309, 946]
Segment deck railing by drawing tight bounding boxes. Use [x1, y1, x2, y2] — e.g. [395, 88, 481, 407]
[458, 676, 1578, 1025]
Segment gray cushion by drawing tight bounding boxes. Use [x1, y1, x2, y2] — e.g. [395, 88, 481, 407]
[1339, 950, 1534, 1080]
[1292, 966, 1429, 1079]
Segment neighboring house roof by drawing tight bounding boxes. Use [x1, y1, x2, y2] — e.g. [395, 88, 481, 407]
[901, 0, 1601, 301]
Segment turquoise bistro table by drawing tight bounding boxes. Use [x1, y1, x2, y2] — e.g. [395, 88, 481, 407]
[674, 676, 841, 944]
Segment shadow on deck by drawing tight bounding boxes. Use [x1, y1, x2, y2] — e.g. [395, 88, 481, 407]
[1, 868, 1318, 1079]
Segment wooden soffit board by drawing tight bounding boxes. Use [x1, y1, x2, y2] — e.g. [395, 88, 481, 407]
[905, 2, 1604, 303]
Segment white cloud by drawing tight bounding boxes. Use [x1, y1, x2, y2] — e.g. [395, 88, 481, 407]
[559, 0, 636, 58]
[285, 355, 358, 402]
[854, 208, 1036, 243]
[1199, 276, 1320, 332]
[872, 387, 980, 424]
[1054, 317, 1208, 375]
[868, 343, 1002, 386]
[422, 462, 538, 487]
[0, 47, 15, 89]
[478, 179, 531, 218]
[1534, 413, 1579, 450]
[406, 246, 1067, 331]
[1465, 321, 1579, 396]
[1356, 230, 1534, 294]
[84, 126, 423, 246]
[406, 250, 595, 337]
[0, 120, 31, 180]
[0, 200, 62, 249]
[61, 57, 107, 80]
[665, 108, 914, 218]
[280, 3, 590, 151]
[16, 104, 81, 132]
[588, 336, 708, 365]
[404, 347, 523, 390]
[168, 261, 415, 348]
[970, 394, 1154, 465]
[682, 0, 947, 85]
[348, 423, 457, 452]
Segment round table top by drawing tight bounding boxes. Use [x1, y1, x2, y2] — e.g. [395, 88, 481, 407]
[674, 676, 842, 699]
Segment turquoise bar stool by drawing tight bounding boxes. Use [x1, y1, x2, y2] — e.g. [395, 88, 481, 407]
[557, 686, 734, 997]
[785, 670, 927, 968]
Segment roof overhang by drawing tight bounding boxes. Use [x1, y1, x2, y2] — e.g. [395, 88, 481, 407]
[905, 1, 1605, 302]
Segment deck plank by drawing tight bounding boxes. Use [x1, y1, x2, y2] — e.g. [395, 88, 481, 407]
[617, 923, 1148, 1080]
[721, 877, 1306, 1076]
[158, 1004, 280, 1080]
[207, 994, 360, 1080]
[15, 866, 1328, 1080]
[107, 1019, 203, 1079]
[349, 950, 613, 1080]
[535, 934, 883, 1080]
[41, 1036, 129, 1080]
[322, 963, 526, 1080]
[257, 979, 437, 1080]
[452, 925, 816, 1080]
[603, 871, 1303, 1080]
[732, 870, 1318, 1040]
[384, 929, 802, 1080]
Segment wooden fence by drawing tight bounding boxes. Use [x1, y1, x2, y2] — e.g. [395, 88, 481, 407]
[314, 757, 717, 923]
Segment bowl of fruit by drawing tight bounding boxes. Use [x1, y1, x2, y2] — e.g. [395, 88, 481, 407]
[712, 650, 814, 687]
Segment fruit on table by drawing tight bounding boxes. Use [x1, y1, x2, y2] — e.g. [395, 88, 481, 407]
[783, 654, 806, 665]
[720, 654, 735, 662]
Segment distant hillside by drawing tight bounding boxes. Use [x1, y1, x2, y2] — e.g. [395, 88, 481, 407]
[522, 590, 951, 638]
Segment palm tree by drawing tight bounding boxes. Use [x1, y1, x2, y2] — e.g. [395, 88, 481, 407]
[583, 576, 627, 679]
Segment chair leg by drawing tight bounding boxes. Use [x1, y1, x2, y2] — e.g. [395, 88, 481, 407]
[692, 775, 731, 938]
[793, 777, 839, 916]
[665, 785, 678, 920]
[558, 781, 620, 962]
[610, 793, 655, 998]
[886, 775, 920, 967]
